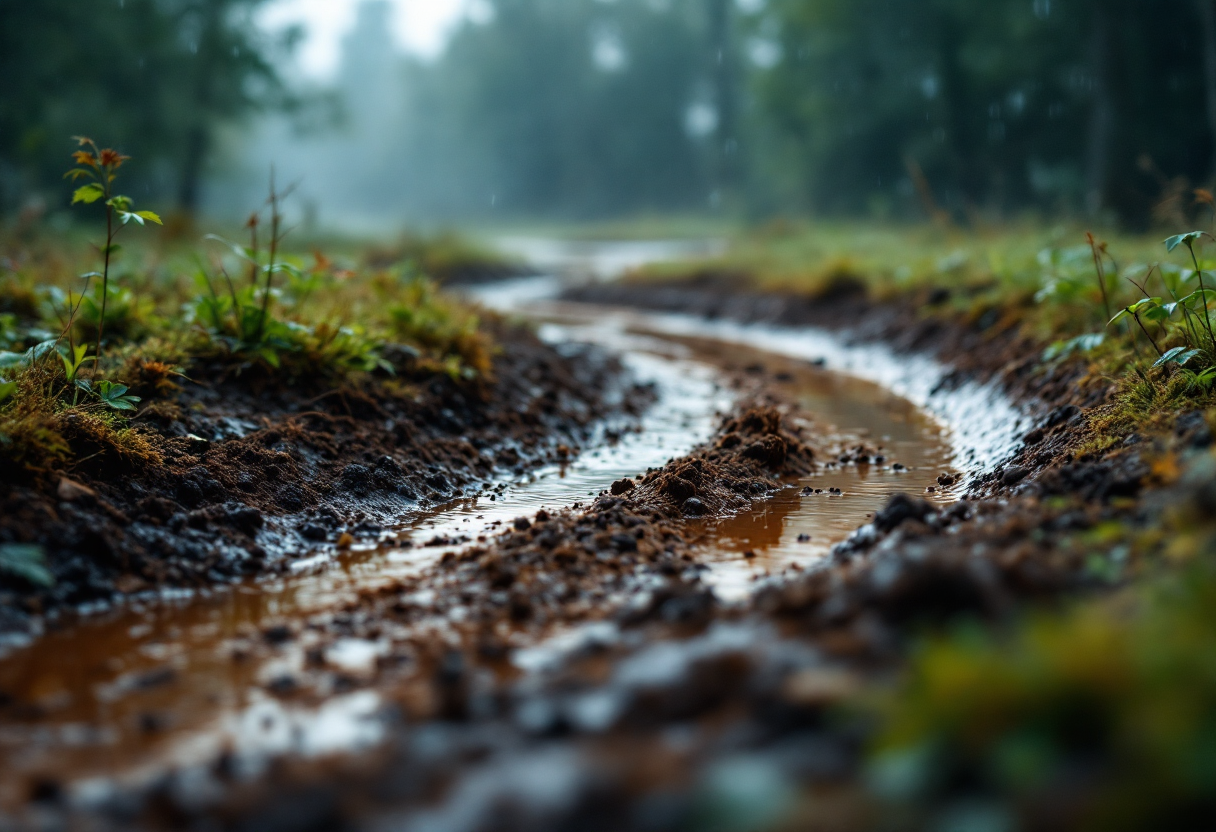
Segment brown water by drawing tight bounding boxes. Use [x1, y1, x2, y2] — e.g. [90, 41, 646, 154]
[0, 313, 959, 810]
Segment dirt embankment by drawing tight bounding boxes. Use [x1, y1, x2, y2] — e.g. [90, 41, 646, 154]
[0, 321, 650, 633]
[13, 278, 1210, 831]
[135, 278, 1202, 832]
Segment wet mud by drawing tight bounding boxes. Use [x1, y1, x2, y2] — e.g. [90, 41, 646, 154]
[0, 272, 1186, 831]
[0, 320, 650, 633]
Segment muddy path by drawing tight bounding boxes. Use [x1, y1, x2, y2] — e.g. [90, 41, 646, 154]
[0, 252, 1047, 828]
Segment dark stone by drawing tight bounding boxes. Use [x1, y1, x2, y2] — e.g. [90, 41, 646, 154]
[1044, 404, 1082, 429]
[29, 778, 62, 804]
[873, 493, 932, 533]
[223, 504, 263, 536]
[266, 675, 298, 695]
[611, 533, 638, 552]
[1002, 466, 1030, 486]
[298, 522, 329, 542]
[610, 479, 636, 496]
[339, 464, 373, 492]
[513, 517, 532, 531]
[263, 624, 294, 644]
[1176, 411, 1213, 448]
[682, 497, 708, 517]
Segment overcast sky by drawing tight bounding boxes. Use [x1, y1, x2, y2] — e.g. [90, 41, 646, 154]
[259, 0, 469, 78]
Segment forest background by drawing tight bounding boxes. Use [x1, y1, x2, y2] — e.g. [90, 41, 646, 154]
[2, 0, 1214, 232]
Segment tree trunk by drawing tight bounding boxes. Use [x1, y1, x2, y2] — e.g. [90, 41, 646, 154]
[177, 0, 222, 213]
[1084, 2, 1114, 217]
[935, 11, 975, 218]
[707, 0, 740, 201]
[178, 126, 209, 212]
[1199, 0, 1216, 181]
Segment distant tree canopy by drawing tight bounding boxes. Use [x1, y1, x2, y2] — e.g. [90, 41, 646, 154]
[0, 0, 295, 214]
[387, 0, 1216, 225]
[5, 0, 1216, 226]
[394, 0, 725, 220]
[750, 0, 1216, 226]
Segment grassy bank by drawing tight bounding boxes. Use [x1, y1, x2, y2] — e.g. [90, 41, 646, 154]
[629, 220, 1216, 829]
[640, 220, 1216, 447]
[0, 147, 536, 591]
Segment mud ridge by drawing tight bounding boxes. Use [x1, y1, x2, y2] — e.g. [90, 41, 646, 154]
[0, 321, 651, 634]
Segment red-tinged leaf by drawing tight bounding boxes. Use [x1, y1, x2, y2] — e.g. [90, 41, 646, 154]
[98, 149, 129, 168]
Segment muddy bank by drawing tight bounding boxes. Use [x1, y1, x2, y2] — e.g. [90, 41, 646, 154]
[5, 403, 823, 827]
[0, 321, 648, 633]
[32, 360, 1188, 832]
[5, 276, 1204, 831]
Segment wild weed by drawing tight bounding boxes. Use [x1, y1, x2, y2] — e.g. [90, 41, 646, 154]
[64, 137, 162, 373]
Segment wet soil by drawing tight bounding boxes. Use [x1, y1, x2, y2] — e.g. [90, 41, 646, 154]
[0, 320, 649, 634]
[2, 273, 1195, 831]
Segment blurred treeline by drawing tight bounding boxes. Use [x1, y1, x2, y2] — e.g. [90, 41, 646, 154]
[5, 0, 1216, 228]
[0, 0, 297, 218]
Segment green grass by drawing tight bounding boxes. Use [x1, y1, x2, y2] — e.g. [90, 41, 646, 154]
[633, 220, 1216, 444]
[0, 222, 502, 481]
[865, 448, 1216, 830]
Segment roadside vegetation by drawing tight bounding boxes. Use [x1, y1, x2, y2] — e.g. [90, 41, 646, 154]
[626, 217, 1216, 829]
[0, 141, 499, 498]
[637, 216, 1216, 444]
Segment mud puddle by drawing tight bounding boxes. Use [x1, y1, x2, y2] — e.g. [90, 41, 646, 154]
[0, 279, 990, 811]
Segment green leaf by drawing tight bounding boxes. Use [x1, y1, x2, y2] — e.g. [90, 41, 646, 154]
[1153, 347, 1203, 369]
[1108, 309, 1130, 326]
[1165, 232, 1205, 253]
[71, 183, 105, 205]
[0, 544, 54, 588]
[63, 168, 92, 182]
[257, 346, 281, 368]
[203, 234, 257, 264]
[135, 210, 163, 225]
[1142, 305, 1171, 322]
[1179, 288, 1216, 308]
[99, 382, 130, 398]
[96, 380, 140, 411]
[0, 380, 14, 405]
[1042, 332, 1105, 362]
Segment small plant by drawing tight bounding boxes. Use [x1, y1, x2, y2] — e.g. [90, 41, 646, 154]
[1101, 232, 1216, 378]
[65, 137, 161, 375]
[58, 342, 95, 405]
[95, 380, 141, 412]
[0, 378, 14, 406]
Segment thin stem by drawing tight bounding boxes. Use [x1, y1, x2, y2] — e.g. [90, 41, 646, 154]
[94, 206, 113, 379]
[249, 215, 260, 289]
[1088, 233, 1112, 321]
[1133, 311, 1164, 357]
[1187, 241, 1216, 355]
[1154, 263, 1201, 349]
[257, 168, 279, 342]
